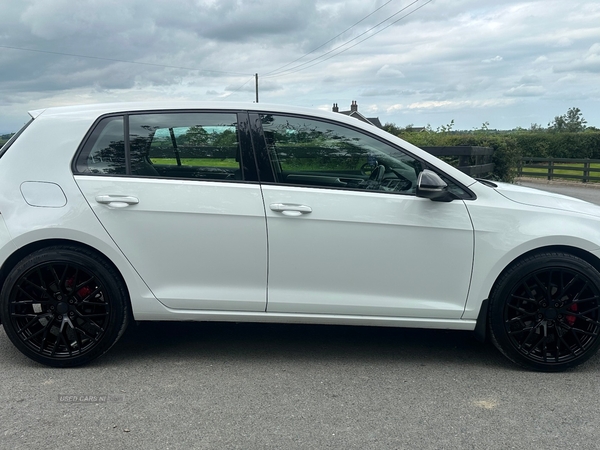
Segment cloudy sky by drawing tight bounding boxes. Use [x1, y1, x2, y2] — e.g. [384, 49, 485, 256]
[1, 0, 599, 133]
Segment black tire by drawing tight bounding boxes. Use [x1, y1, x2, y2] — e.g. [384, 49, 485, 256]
[0, 246, 129, 367]
[489, 252, 600, 372]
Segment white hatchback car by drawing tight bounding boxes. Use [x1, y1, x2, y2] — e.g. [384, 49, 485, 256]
[1, 102, 600, 371]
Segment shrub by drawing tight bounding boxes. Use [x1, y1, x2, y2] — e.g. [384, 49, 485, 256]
[397, 131, 521, 182]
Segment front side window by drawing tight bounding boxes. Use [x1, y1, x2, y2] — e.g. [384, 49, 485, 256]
[259, 114, 422, 194]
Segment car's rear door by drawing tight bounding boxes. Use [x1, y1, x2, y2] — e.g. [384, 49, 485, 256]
[74, 111, 267, 312]
[250, 112, 474, 319]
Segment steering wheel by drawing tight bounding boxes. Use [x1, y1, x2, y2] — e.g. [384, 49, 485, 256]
[369, 165, 385, 183]
[360, 162, 377, 176]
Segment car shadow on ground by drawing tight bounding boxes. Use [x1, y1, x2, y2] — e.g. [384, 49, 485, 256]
[101, 321, 510, 370]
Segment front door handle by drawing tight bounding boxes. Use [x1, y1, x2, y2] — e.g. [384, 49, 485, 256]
[269, 203, 312, 217]
[95, 195, 139, 208]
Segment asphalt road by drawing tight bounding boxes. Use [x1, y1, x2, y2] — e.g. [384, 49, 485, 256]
[516, 179, 600, 206]
[2, 181, 600, 449]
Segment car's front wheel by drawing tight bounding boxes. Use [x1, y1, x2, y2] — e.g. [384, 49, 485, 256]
[0, 246, 129, 367]
[489, 252, 600, 372]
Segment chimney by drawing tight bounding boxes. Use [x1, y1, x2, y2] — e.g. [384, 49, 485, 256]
[350, 100, 358, 112]
[332, 103, 339, 113]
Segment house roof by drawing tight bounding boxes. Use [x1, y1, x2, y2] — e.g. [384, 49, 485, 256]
[338, 110, 382, 128]
[332, 101, 382, 128]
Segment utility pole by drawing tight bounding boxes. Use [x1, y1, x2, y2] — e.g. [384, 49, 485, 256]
[255, 73, 259, 103]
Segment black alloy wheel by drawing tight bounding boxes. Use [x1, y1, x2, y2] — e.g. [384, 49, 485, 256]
[0, 246, 128, 367]
[490, 252, 600, 371]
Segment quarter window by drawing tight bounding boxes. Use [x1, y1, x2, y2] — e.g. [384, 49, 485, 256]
[76, 116, 126, 175]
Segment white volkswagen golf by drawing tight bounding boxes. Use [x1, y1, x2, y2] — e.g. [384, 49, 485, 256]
[1, 102, 600, 371]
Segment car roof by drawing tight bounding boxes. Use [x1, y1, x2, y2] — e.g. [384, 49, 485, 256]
[29, 101, 339, 121]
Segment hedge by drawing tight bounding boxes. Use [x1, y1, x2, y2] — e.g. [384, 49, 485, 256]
[390, 130, 600, 183]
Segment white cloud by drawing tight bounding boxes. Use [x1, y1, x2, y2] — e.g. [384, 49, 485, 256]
[553, 42, 600, 73]
[387, 98, 517, 113]
[482, 56, 503, 63]
[1, 0, 600, 132]
[504, 85, 545, 97]
[557, 74, 577, 83]
[376, 65, 405, 78]
[554, 37, 574, 48]
[519, 75, 541, 85]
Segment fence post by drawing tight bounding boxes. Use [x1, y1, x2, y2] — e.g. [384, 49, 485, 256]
[583, 160, 590, 183]
[548, 158, 554, 181]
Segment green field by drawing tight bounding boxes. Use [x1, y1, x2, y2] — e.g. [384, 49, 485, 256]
[150, 158, 238, 168]
[150, 156, 366, 172]
[521, 162, 600, 181]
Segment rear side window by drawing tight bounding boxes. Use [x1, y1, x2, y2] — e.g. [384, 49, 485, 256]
[75, 112, 243, 181]
[75, 116, 126, 175]
[129, 112, 241, 179]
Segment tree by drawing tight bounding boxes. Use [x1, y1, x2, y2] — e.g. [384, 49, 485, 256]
[548, 107, 587, 132]
[382, 122, 404, 135]
[529, 123, 544, 132]
[437, 119, 454, 133]
[181, 125, 209, 145]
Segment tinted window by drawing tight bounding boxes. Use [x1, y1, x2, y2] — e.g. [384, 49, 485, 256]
[129, 113, 242, 180]
[75, 116, 126, 175]
[260, 114, 422, 194]
[74, 112, 244, 181]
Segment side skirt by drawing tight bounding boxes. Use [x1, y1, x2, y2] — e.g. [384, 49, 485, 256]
[134, 307, 477, 331]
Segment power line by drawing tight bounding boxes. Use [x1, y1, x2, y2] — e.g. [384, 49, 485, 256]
[263, 0, 396, 76]
[265, 0, 424, 78]
[265, 0, 432, 79]
[219, 76, 256, 100]
[0, 44, 252, 77]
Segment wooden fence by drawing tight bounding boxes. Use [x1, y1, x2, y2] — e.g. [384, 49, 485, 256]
[519, 157, 600, 182]
[422, 146, 494, 177]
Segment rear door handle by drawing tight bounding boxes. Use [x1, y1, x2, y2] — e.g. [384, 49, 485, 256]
[269, 203, 312, 217]
[95, 195, 139, 208]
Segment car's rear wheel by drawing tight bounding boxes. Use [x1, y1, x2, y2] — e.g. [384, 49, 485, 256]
[0, 246, 128, 367]
[489, 252, 600, 372]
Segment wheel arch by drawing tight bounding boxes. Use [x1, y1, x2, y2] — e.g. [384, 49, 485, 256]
[0, 238, 133, 321]
[474, 244, 600, 342]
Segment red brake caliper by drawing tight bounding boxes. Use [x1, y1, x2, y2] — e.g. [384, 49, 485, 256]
[566, 304, 578, 326]
[77, 286, 91, 299]
[66, 277, 91, 299]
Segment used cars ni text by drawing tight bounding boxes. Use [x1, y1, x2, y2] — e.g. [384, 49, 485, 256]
[1, 102, 600, 371]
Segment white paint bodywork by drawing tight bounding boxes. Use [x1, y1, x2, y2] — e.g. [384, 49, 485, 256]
[20, 182, 67, 208]
[261, 184, 473, 319]
[75, 176, 268, 312]
[2, 101, 600, 332]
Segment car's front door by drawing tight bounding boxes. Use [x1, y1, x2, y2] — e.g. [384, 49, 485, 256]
[74, 111, 267, 312]
[253, 113, 474, 319]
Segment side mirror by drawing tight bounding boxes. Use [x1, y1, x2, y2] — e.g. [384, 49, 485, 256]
[416, 169, 455, 202]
